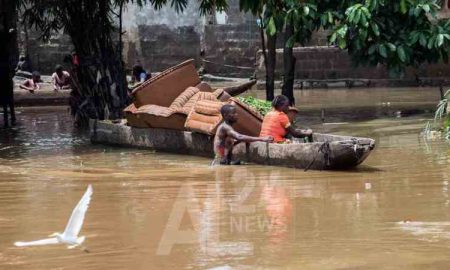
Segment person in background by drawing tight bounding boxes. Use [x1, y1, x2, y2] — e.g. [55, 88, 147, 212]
[213, 104, 273, 165]
[260, 95, 313, 143]
[19, 71, 41, 93]
[130, 64, 150, 90]
[52, 65, 71, 91]
[15, 55, 31, 73]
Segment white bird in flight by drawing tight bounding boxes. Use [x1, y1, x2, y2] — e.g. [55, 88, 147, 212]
[14, 184, 93, 250]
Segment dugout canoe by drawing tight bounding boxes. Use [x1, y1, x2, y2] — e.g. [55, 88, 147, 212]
[90, 120, 375, 170]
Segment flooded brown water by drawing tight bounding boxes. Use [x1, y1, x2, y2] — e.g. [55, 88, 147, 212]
[0, 88, 449, 270]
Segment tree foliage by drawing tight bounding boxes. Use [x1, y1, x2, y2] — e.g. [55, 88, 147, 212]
[242, 0, 450, 88]
[238, 0, 450, 104]
[267, 0, 450, 75]
[329, 0, 450, 77]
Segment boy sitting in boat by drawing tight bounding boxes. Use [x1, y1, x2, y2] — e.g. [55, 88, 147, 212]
[214, 104, 273, 165]
[260, 95, 313, 143]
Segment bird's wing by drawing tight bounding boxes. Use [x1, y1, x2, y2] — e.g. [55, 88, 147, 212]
[14, 238, 59, 247]
[63, 184, 93, 238]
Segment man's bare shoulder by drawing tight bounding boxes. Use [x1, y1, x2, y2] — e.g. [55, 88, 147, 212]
[216, 122, 233, 135]
[220, 122, 234, 130]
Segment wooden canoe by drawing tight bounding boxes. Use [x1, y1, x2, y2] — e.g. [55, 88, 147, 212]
[90, 120, 375, 170]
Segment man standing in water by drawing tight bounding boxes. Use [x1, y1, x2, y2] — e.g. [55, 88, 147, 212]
[214, 104, 273, 165]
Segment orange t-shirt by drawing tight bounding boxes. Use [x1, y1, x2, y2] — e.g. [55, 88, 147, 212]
[260, 110, 291, 143]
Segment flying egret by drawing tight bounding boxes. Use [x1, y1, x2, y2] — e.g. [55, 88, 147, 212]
[14, 184, 93, 250]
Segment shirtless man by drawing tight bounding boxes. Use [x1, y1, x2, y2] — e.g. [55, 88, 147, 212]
[214, 104, 273, 165]
[52, 65, 71, 91]
[19, 71, 40, 93]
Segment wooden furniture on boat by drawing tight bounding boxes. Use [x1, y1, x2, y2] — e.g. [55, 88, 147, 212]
[125, 59, 259, 134]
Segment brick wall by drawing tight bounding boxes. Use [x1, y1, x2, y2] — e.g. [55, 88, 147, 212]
[135, 25, 201, 73]
[203, 23, 260, 77]
[201, 0, 259, 77]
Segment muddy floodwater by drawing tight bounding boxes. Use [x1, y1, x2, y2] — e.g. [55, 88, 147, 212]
[0, 88, 449, 270]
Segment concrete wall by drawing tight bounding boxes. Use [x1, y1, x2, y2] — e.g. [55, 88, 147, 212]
[203, 23, 260, 77]
[18, 1, 260, 77]
[122, 2, 204, 72]
[122, 0, 259, 77]
[131, 24, 201, 71]
[18, 24, 73, 74]
[200, 0, 260, 77]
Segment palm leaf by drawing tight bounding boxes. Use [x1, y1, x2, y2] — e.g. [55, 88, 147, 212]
[435, 98, 448, 120]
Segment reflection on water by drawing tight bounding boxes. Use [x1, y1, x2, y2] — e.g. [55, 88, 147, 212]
[0, 88, 449, 270]
[251, 87, 441, 124]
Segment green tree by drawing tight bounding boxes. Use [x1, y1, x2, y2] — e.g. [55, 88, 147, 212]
[20, 0, 227, 124]
[241, 0, 333, 103]
[243, 0, 450, 105]
[240, 0, 285, 101]
[330, 1, 450, 77]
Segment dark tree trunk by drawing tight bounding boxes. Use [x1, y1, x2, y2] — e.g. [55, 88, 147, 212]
[65, 0, 128, 125]
[0, 0, 18, 127]
[118, 0, 125, 86]
[258, 15, 268, 71]
[282, 23, 296, 105]
[266, 32, 277, 101]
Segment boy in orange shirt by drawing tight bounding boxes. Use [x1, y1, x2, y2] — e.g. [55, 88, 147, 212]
[260, 95, 313, 143]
